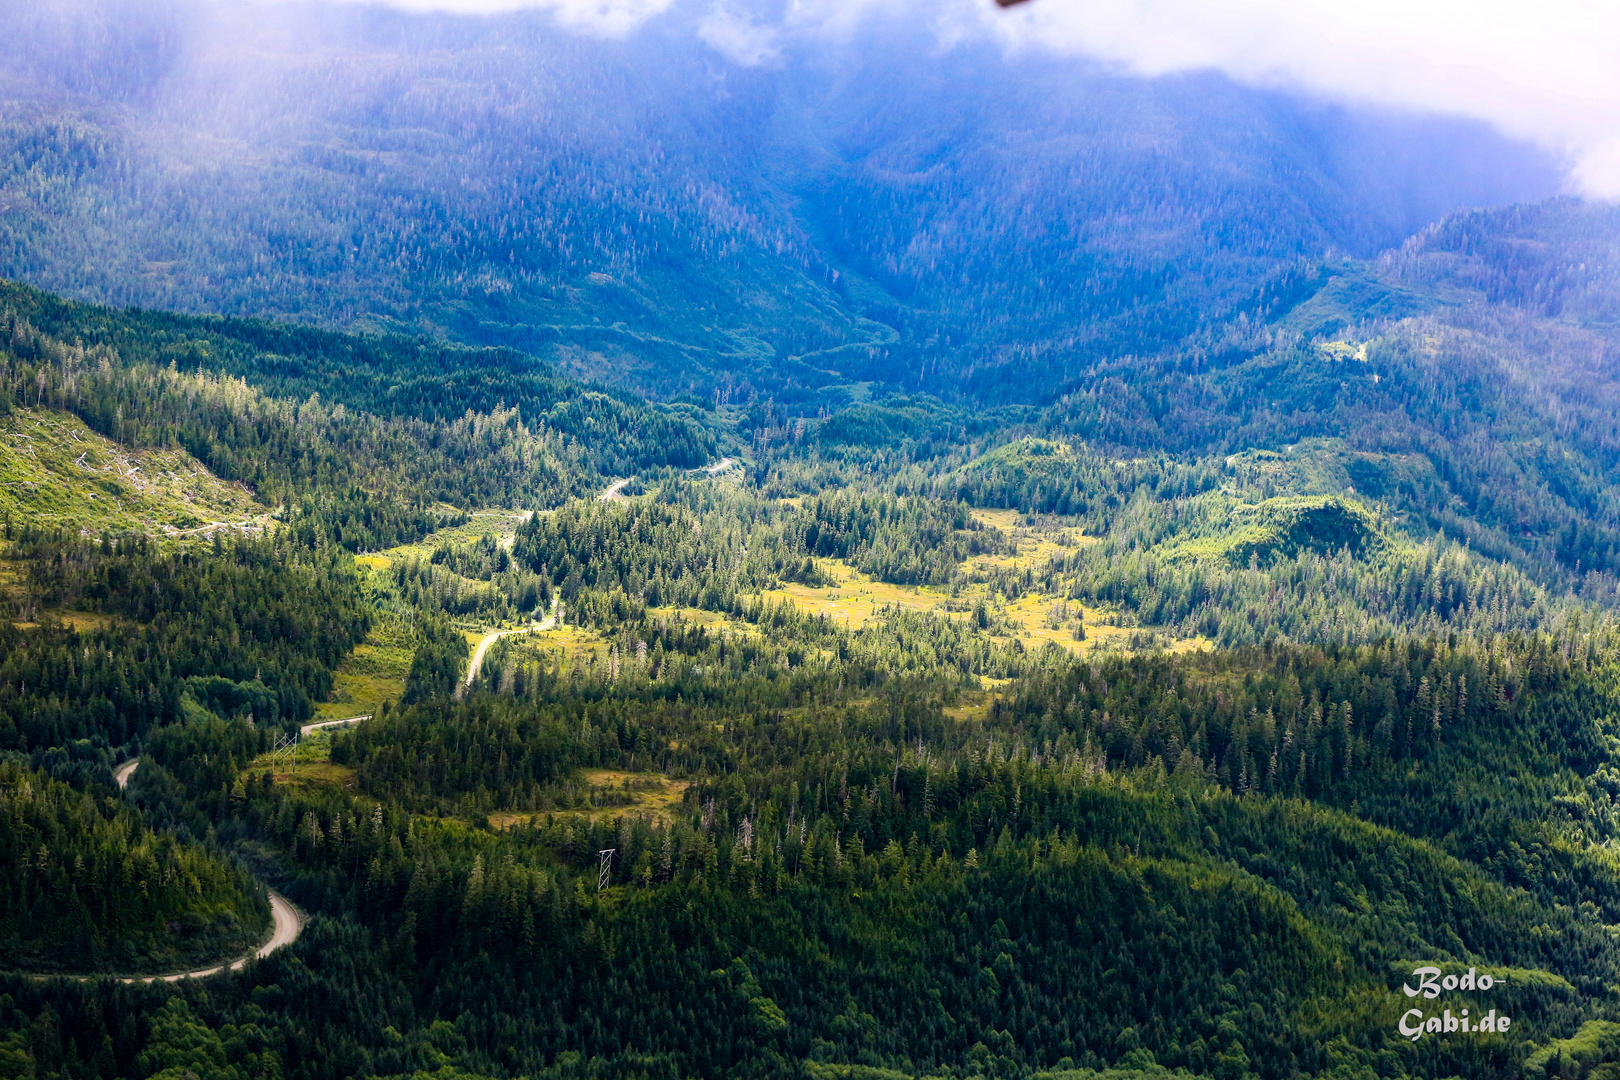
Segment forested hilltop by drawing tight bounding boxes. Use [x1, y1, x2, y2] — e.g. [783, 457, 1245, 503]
[4, 232, 1620, 1080]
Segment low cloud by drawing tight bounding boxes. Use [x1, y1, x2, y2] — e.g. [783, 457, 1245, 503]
[300, 0, 1620, 196]
[989, 0, 1620, 197]
[319, 0, 677, 36]
[696, 4, 781, 65]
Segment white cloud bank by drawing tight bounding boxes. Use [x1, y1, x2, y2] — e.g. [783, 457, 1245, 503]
[696, 4, 781, 66]
[328, 0, 676, 36]
[317, 0, 1620, 196]
[990, 0, 1620, 197]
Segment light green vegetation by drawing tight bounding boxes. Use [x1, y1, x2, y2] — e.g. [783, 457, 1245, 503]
[1151, 495, 1383, 566]
[14, 187, 1620, 1080]
[0, 406, 264, 535]
[245, 727, 357, 792]
[313, 616, 414, 720]
[359, 511, 532, 567]
[1524, 1020, 1620, 1078]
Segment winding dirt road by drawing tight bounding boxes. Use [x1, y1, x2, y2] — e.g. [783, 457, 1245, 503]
[603, 458, 730, 504]
[456, 600, 558, 701]
[100, 758, 305, 982]
[122, 890, 303, 984]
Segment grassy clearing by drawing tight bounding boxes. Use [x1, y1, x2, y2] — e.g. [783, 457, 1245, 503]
[245, 730, 356, 791]
[760, 559, 951, 629]
[759, 554, 1102, 653]
[462, 623, 627, 683]
[363, 510, 532, 566]
[315, 662, 407, 720]
[265, 760, 357, 790]
[520, 623, 607, 664]
[314, 616, 413, 720]
[646, 605, 760, 640]
[967, 508, 1024, 531]
[487, 770, 693, 829]
[966, 510, 1213, 656]
[966, 509, 1094, 572]
[753, 516, 1207, 660]
[16, 609, 118, 632]
[577, 770, 692, 822]
[999, 592, 1115, 654]
[942, 690, 1001, 723]
[997, 592, 1210, 656]
[0, 406, 266, 535]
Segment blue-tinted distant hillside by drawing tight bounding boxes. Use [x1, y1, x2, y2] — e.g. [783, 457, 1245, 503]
[0, 0, 1560, 405]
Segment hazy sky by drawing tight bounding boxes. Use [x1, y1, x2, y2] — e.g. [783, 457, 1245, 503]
[323, 0, 1620, 197]
[999, 0, 1620, 198]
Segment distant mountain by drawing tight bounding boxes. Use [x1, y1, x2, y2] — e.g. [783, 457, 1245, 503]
[0, 0, 1561, 405]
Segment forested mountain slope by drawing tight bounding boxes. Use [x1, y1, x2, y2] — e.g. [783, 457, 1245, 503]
[6, 2, 1620, 1075]
[2, 278, 1620, 1078]
[750, 201, 1620, 615]
[0, 762, 269, 975]
[0, 0, 1559, 405]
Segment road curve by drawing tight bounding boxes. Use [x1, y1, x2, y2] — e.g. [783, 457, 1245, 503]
[456, 600, 558, 701]
[599, 477, 631, 501]
[99, 758, 306, 982]
[701, 456, 736, 475]
[457, 624, 541, 700]
[121, 889, 303, 984]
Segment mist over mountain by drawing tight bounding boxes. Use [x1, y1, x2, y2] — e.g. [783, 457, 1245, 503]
[0, 0, 1563, 405]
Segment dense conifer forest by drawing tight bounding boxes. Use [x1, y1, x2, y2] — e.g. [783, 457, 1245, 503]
[4, 3, 1620, 1077]
[3, 209, 1620, 1075]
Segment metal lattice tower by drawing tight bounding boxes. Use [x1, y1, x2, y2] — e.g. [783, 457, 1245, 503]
[270, 731, 299, 776]
[597, 848, 616, 892]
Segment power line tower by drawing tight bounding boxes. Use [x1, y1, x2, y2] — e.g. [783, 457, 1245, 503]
[597, 848, 615, 892]
[270, 731, 299, 778]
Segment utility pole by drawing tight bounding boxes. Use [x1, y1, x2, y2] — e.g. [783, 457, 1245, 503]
[597, 848, 616, 892]
[271, 731, 299, 778]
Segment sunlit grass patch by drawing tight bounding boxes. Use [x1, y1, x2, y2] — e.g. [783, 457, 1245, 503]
[643, 605, 757, 638]
[315, 617, 413, 719]
[968, 508, 1023, 531]
[473, 621, 628, 680]
[260, 759, 357, 790]
[753, 548, 1202, 660]
[760, 558, 952, 628]
[999, 592, 1106, 654]
[17, 608, 118, 632]
[484, 772, 692, 829]
[942, 690, 1001, 722]
[542, 621, 608, 659]
[577, 769, 692, 822]
[315, 668, 406, 720]
[966, 509, 1093, 573]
